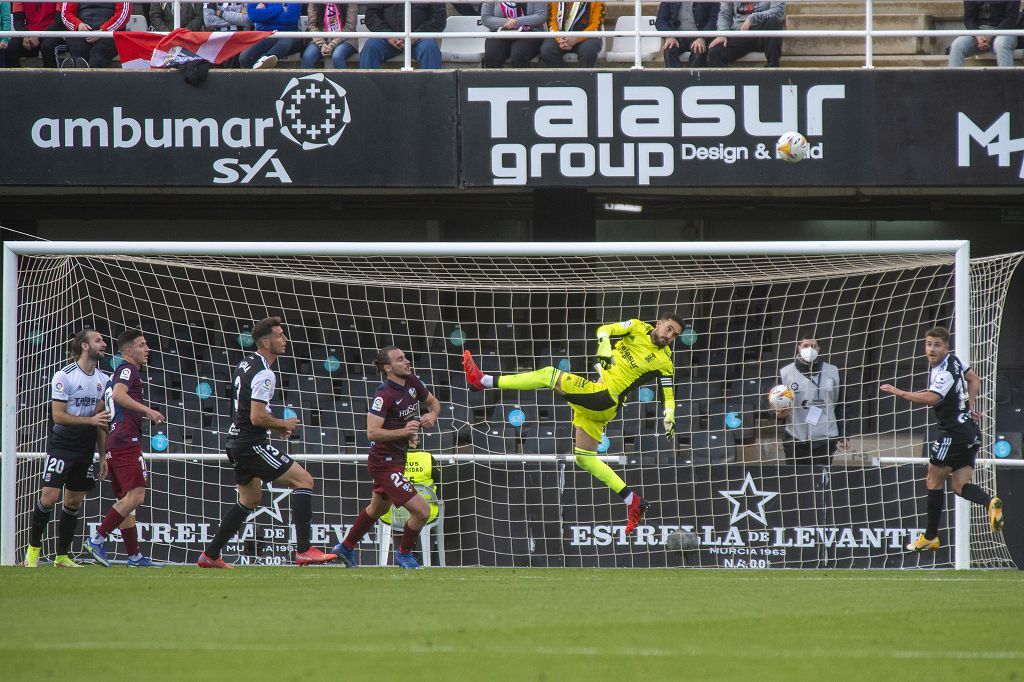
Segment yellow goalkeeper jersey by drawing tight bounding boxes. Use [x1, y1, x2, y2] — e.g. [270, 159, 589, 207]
[597, 319, 675, 403]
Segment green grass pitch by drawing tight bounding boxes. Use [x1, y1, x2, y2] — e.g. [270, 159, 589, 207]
[1, 567, 1021, 680]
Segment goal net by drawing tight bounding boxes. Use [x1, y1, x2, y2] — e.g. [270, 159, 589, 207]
[3, 242, 1021, 569]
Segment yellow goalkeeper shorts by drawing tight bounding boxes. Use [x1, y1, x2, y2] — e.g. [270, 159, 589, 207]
[558, 371, 619, 442]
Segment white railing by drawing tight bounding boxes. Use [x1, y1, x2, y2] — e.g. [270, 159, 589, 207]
[2, 1, 1023, 71]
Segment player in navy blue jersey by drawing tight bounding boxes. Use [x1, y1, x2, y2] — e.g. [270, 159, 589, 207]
[199, 316, 337, 568]
[23, 329, 110, 568]
[84, 329, 166, 568]
[333, 346, 441, 569]
[881, 326, 1004, 552]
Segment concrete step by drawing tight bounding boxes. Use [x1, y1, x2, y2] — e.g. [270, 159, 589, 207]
[787, 1, 962, 20]
[785, 12, 934, 54]
[785, 35, 931, 56]
[787, 13, 933, 30]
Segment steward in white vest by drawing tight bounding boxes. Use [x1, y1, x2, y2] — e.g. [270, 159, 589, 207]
[775, 336, 849, 467]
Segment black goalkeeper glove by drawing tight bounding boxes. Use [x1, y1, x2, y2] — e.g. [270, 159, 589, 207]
[596, 336, 613, 370]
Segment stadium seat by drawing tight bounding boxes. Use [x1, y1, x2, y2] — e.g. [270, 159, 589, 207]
[521, 424, 572, 455]
[707, 399, 756, 445]
[489, 402, 540, 432]
[634, 432, 677, 463]
[471, 424, 518, 454]
[306, 426, 343, 455]
[603, 15, 660, 63]
[689, 430, 736, 464]
[420, 429, 457, 453]
[617, 401, 647, 437]
[126, 14, 148, 31]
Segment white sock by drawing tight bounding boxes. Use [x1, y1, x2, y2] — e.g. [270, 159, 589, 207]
[129, 553, 143, 561]
[481, 374, 494, 389]
[623, 492, 634, 505]
[90, 532, 105, 544]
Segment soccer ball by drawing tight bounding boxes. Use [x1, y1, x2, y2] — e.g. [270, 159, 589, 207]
[776, 131, 809, 163]
[768, 384, 795, 410]
[665, 530, 699, 552]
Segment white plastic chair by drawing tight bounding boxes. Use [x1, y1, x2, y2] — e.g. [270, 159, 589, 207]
[126, 14, 148, 31]
[604, 15, 660, 63]
[440, 15, 489, 63]
[376, 483, 445, 567]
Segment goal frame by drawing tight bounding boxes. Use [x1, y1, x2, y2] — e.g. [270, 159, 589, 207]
[0, 239, 976, 568]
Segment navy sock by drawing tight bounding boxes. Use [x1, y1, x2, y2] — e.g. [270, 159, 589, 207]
[292, 488, 313, 553]
[925, 488, 944, 540]
[56, 505, 81, 555]
[958, 483, 992, 507]
[29, 501, 54, 548]
[206, 502, 254, 560]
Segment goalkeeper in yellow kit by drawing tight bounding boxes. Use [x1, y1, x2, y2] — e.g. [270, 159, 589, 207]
[463, 312, 683, 534]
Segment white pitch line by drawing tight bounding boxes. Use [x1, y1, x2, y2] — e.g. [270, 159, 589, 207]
[1, 641, 1020, 661]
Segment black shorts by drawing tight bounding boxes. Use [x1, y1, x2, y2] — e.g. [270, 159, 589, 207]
[226, 443, 293, 485]
[40, 450, 96, 492]
[928, 437, 979, 471]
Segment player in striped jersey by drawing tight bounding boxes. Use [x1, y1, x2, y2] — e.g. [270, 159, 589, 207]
[464, 312, 683, 534]
[199, 317, 337, 568]
[23, 329, 110, 568]
[881, 326, 1004, 552]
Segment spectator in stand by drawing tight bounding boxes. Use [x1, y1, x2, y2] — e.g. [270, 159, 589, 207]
[4, 2, 61, 67]
[203, 1, 251, 31]
[359, 0, 445, 69]
[203, 2, 250, 67]
[301, 1, 357, 69]
[238, 1, 301, 69]
[481, 1, 546, 68]
[948, 1, 1021, 67]
[707, 1, 785, 68]
[61, 1, 132, 68]
[539, 0, 605, 67]
[656, 0, 718, 68]
[150, 2, 205, 31]
[0, 2, 11, 66]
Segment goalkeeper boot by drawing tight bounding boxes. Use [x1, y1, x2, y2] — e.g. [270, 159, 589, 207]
[332, 543, 359, 568]
[127, 555, 164, 568]
[462, 351, 487, 391]
[197, 552, 234, 569]
[23, 545, 41, 568]
[989, 497, 1004, 533]
[83, 537, 110, 567]
[395, 551, 422, 569]
[906, 534, 940, 552]
[295, 547, 338, 566]
[53, 554, 83, 569]
[625, 496, 650, 536]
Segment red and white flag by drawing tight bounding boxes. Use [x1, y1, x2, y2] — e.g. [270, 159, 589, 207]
[114, 28, 273, 70]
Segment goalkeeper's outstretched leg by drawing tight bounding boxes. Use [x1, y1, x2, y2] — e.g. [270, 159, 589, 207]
[463, 350, 649, 534]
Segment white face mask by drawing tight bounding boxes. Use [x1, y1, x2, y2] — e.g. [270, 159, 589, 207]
[799, 347, 819, 363]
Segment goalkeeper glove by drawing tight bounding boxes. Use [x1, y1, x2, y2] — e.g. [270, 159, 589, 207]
[596, 335, 613, 370]
[663, 407, 676, 440]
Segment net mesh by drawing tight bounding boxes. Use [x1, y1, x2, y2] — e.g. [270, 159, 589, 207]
[11, 247, 1022, 568]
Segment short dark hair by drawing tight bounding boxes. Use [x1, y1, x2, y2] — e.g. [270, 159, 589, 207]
[925, 326, 950, 342]
[68, 328, 96, 360]
[373, 345, 399, 375]
[252, 317, 283, 344]
[659, 311, 685, 328]
[797, 331, 818, 344]
[117, 328, 144, 349]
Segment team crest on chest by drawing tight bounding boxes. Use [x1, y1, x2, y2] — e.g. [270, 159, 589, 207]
[408, 388, 416, 397]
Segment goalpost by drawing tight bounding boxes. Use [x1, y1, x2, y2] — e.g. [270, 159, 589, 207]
[2, 240, 1021, 569]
